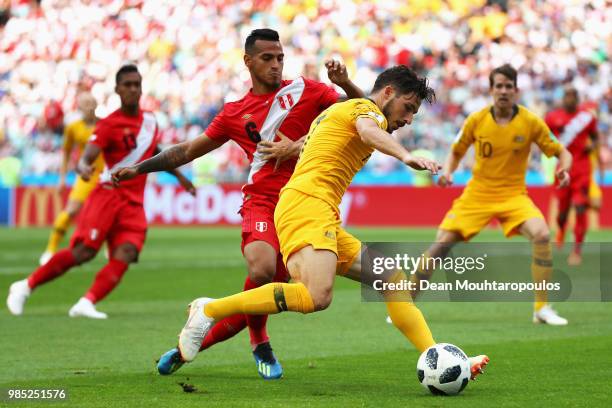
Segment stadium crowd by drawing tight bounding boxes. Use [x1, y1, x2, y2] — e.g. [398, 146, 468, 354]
[0, 0, 610, 186]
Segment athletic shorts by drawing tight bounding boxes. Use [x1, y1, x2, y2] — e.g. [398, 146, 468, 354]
[71, 186, 147, 254]
[274, 188, 361, 275]
[556, 172, 590, 208]
[68, 171, 101, 202]
[439, 192, 544, 240]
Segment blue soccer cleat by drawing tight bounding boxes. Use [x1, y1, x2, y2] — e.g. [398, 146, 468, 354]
[157, 347, 185, 375]
[253, 342, 283, 380]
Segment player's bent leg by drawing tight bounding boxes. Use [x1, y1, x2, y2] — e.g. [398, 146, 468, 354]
[518, 217, 568, 325]
[177, 246, 332, 363]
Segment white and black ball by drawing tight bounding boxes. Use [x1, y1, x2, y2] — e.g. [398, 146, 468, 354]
[416, 343, 470, 395]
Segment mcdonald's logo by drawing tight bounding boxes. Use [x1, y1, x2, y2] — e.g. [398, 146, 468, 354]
[18, 187, 63, 227]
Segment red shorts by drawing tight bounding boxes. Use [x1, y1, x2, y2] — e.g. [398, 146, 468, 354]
[239, 198, 288, 282]
[556, 172, 590, 207]
[71, 186, 147, 254]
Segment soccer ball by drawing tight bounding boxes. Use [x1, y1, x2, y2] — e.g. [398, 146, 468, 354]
[416, 343, 470, 395]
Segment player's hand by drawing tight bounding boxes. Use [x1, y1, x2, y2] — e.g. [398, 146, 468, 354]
[438, 173, 453, 187]
[77, 161, 93, 182]
[178, 176, 196, 196]
[325, 59, 349, 86]
[111, 166, 139, 186]
[556, 169, 570, 188]
[257, 130, 297, 171]
[403, 154, 441, 175]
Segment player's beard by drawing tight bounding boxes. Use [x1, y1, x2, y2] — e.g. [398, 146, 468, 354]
[381, 98, 396, 132]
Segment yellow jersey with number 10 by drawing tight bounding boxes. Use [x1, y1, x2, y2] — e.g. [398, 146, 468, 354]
[282, 98, 388, 209]
[452, 105, 562, 198]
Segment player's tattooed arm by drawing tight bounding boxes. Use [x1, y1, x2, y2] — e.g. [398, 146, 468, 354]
[112, 134, 224, 183]
[77, 143, 102, 182]
[325, 59, 365, 100]
[150, 146, 197, 196]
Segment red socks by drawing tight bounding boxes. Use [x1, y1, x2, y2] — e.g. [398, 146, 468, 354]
[84, 259, 128, 303]
[28, 249, 77, 290]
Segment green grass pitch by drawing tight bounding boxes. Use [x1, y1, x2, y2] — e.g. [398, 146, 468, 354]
[1, 226, 611, 407]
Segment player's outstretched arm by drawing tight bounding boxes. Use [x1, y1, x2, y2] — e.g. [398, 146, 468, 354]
[555, 146, 572, 188]
[325, 59, 365, 99]
[76, 143, 102, 182]
[112, 133, 224, 183]
[356, 117, 440, 174]
[438, 150, 464, 187]
[150, 145, 197, 196]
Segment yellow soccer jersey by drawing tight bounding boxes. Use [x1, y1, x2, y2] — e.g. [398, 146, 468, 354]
[283, 98, 388, 208]
[452, 105, 562, 197]
[63, 119, 104, 172]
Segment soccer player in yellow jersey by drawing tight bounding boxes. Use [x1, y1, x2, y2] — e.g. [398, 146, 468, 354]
[408, 64, 573, 325]
[174, 65, 490, 379]
[40, 93, 104, 265]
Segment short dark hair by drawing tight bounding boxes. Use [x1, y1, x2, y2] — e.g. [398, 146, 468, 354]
[115, 64, 140, 86]
[489, 64, 517, 88]
[371, 65, 435, 104]
[245, 28, 280, 54]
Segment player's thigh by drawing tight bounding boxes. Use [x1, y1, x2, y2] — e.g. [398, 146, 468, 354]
[439, 194, 493, 240]
[68, 173, 99, 203]
[241, 202, 279, 281]
[286, 245, 337, 309]
[107, 201, 147, 261]
[497, 195, 547, 238]
[70, 188, 119, 252]
[274, 189, 340, 270]
[588, 177, 602, 209]
[571, 174, 591, 208]
[518, 217, 550, 243]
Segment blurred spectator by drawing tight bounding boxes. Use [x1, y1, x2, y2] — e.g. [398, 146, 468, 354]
[0, 0, 609, 186]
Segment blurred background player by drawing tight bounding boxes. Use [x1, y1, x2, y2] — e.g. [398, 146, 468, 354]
[169, 65, 489, 381]
[112, 29, 364, 379]
[6, 64, 194, 319]
[39, 92, 104, 265]
[404, 64, 572, 326]
[545, 85, 599, 266]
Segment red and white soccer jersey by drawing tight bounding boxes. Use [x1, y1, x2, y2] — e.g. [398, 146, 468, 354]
[546, 108, 597, 205]
[205, 77, 339, 253]
[71, 109, 160, 252]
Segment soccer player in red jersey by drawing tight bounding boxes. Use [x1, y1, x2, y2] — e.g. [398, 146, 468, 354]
[6, 64, 194, 319]
[113, 29, 364, 379]
[545, 85, 599, 265]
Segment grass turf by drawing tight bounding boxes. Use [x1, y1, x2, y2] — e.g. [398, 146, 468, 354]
[1, 227, 611, 407]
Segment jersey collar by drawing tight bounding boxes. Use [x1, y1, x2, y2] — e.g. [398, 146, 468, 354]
[490, 104, 519, 122]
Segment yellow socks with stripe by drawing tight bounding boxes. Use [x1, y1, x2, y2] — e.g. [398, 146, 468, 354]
[46, 211, 71, 253]
[204, 282, 315, 321]
[532, 241, 553, 311]
[385, 270, 435, 353]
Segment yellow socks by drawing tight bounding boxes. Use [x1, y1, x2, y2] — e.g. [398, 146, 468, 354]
[385, 269, 435, 352]
[204, 282, 314, 321]
[46, 211, 71, 253]
[532, 241, 553, 311]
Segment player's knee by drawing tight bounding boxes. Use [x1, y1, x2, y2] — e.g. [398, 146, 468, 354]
[532, 229, 551, 243]
[113, 245, 139, 264]
[246, 258, 276, 285]
[309, 285, 333, 311]
[575, 204, 587, 214]
[71, 245, 97, 264]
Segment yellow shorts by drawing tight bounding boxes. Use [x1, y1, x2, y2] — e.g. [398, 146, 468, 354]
[588, 177, 602, 202]
[68, 171, 100, 202]
[439, 193, 544, 240]
[274, 188, 361, 275]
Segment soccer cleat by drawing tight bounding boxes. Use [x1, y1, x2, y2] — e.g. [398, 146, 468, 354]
[157, 347, 185, 375]
[385, 315, 393, 324]
[253, 342, 283, 380]
[39, 251, 54, 266]
[6, 279, 31, 316]
[567, 251, 582, 266]
[533, 304, 568, 326]
[468, 355, 490, 380]
[178, 297, 215, 362]
[68, 297, 108, 319]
